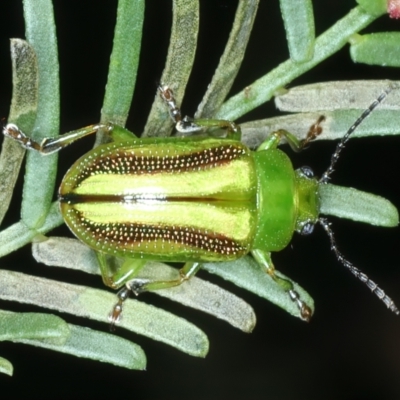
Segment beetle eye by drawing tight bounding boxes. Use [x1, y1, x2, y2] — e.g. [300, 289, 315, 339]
[300, 222, 314, 235]
[298, 166, 314, 178]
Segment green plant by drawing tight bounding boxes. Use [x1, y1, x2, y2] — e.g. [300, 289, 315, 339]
[0, 0, 399, 375]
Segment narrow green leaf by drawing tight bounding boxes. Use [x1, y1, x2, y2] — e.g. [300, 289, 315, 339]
[356, 0, 387, 16]
[32, 236, 101, 274]
[100, 0, 145, 128]
[0, 270, 209, 357]
[0, 201, 62, 258]
[32, 238, 256, 332]
[234, 80, 400, 148]
[0, 357, 13, 377]
[141, 262, 257, 332]
[0, 310, 146, 370]
[279, 0, 315, 62]
[275, 81, 400, 112]
[21, 0, 59, 229]
[0, 311, 69, 344]
[0, 221, 40, 257]
[196, 0, 259, 118]
[203, 256, 315, 320]
[7, 40, 39, 124]
[350, 33, 400, 67]
[17, 325, 147, 371]
[0, 39, 38, 225]
[240, 108, 400, 149]
[215, 7, 376, 121]
[143, 0, 199, 137]
[319, 184, 399, 227]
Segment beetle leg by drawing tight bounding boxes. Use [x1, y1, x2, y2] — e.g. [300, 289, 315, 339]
[97, 253, 147, 289]
[300, 115, 325, 149]
[257, 116, 325, 153]
[109, 286, 130, 330]
[126, 262, 202, 293]
[2, 123, 113, 154]
[158, 84, 182, 123]
[257, 129, 303, 152]
[158, 85, 241, 140]
[251, 249, 312, 321]
[109, 261, 203, 327]
[190, 118, 242, 141]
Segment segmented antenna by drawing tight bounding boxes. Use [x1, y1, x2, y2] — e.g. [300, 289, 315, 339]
[319, 218, 399, 314]
[320, 84, 396, 184]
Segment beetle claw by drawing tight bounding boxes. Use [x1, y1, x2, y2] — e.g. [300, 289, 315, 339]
[127, 278, 150, 295]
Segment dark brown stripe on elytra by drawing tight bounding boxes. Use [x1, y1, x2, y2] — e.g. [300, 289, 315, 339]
[74, 143, 247, 186]
[73, 209, 247, 256]
[60, 193, 228, 204]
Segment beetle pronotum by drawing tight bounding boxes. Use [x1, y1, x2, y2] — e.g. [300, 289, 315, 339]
[3, 84, 399, 325]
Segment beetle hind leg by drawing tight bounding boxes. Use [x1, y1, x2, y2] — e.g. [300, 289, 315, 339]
[109, 261, 202, 328]
[126, 261, 202, 293]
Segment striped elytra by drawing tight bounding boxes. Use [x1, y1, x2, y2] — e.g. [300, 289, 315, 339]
[59, 137, 259, 262]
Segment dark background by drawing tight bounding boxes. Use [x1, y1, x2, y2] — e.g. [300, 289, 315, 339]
[1, 1, 400, 399]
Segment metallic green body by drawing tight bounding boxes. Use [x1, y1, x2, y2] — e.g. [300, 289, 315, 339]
[59, 135, 319, 271]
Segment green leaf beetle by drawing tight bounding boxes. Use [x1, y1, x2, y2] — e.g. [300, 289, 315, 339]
[3, 84, 399, 325]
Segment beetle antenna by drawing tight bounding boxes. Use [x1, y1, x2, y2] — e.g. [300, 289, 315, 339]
[320, 84, 396, 184]
[319, 218, 399, 314]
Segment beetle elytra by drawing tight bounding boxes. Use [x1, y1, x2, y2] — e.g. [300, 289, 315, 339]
[3, 84, 399, 324]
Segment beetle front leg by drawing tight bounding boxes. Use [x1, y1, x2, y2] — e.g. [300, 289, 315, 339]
[3, 123, 139, 154]
[3, 123, 112, 154]
[257, 115, 325, 152]
[251, 249, 312, 321]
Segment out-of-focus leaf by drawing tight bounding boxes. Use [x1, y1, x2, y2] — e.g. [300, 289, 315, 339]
[196, 0, 259, 118]
[0, 270, 209, 357]
[279, 0, 315, 62]
[0, 357, 13, 376]
[350, 33, 400, 67]
[0, 39, 38, 225]
[97, 0, 144, 144]
[21, 0, 59, 229]
[143, 0, 199, 137]
[17, 324, 147, 370]
[215, 7, 376, 121]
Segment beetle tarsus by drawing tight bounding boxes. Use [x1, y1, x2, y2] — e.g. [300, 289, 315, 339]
[301, 115, 325, 149]
[176, 117, 203, 134]
[289, 289, 312, 322]
[3, 123, 41, 151]
[109, 286, 131, 330]
[158, 84, 182, 123]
